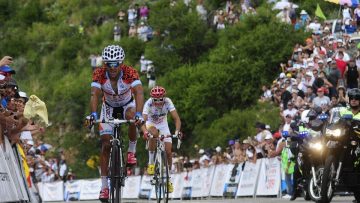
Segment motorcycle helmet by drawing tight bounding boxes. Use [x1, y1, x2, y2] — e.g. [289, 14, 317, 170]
[348, 88, 360, 108]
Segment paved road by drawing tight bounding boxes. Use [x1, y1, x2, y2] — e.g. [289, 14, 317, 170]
[48, 196, 354, 203]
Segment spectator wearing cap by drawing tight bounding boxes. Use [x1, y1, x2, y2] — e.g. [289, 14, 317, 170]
[0, 65, 16, 78]
[262, 133, 276, 158]
[300, 10, 310, 26]
[344, 59, 359, 89]
[242, 139, 257, 163]
[1, 78, 18, 109]
[312, 87, 331, 109]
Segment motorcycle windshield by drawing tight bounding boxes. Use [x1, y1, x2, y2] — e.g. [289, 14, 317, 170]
[329, 107, 342, 124]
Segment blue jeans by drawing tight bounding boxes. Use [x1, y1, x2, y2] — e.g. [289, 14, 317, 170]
[285, 173, 293, 196]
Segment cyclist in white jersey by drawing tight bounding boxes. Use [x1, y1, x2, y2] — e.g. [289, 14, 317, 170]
[89, 45, 144, 202]
[142, 86, 182, 193]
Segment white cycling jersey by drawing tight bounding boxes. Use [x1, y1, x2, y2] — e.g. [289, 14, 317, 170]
[143, 97, 175, 126]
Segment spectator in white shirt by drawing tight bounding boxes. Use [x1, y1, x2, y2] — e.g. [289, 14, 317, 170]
[312, 87, 331, 108]
[282, 102, 298, 119]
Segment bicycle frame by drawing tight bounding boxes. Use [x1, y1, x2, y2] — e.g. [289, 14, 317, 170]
[93, 118, 135, 203]
[147, 134, 180, 203]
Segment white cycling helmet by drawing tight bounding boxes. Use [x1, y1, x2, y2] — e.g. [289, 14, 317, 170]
[102, 45, 125, 62]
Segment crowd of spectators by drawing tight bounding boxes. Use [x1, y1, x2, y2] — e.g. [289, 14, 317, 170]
[0, 55, 73, 187]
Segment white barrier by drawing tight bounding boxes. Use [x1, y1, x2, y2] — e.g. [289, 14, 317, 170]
[223, 163, 243, 197]
[139, 175, 152, 199]
[0, 137, 31, 202]
[210, 164, 233, 196]
[123, 175, 141, 199]
[79, 179, 101, 200]
[192, 165, 216, 198]
[38, 181, 64, 201]
[36, 158, 284, 201]
[64, 180, 82, 201]
[237, 159, 262, 197]
[255, 158, 281, 196]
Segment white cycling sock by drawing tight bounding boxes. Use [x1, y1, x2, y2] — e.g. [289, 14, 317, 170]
[101, 176, 108, 189]
[148, 151, 155, 165]
[128, 141, 137, 153]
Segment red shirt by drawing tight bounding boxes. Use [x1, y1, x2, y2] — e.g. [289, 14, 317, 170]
[335, 59, 347, 78]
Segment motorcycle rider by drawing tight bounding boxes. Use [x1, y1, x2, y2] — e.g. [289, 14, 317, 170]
[339, 88, 360, 203]
[340, 88, 360, 119]
[290, 107, 324, 201]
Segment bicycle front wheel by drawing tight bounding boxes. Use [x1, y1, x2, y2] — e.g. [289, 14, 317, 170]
[155, 152, 169, 203]
[110, 144, 121, 203]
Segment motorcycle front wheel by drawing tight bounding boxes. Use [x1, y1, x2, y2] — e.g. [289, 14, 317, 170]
[318, 156, 335, 203]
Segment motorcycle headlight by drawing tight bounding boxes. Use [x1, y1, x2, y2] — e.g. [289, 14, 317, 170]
[326, 128, 342, 137]
[309, 142, 323, 151]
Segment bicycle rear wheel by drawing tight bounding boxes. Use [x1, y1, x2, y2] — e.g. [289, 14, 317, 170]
[155, 152, 169, 203]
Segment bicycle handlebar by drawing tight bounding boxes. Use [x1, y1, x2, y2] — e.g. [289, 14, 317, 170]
[86, 116, 136, 125]
[147, 133, 182, 149]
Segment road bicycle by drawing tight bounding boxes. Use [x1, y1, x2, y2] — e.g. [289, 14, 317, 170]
[146, 133, 181, 203]
[91, 118, 135, 203]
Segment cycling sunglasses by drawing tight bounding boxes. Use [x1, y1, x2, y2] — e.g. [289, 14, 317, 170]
[105, 62, 120, 68]
[153, 98, 164, 102]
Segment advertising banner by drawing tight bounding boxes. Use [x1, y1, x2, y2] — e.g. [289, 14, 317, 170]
[64, 180, 82, 201]
[139, 175, 152, 199]
[256, 158, 281, 196]
[223, 163, 243, 198]
[79, 179, 101, 200]
[123, 176, 141, 199]
[41, 181, 64, 201]
[236, 159, 262, 197]
[210, 164, 233, 197]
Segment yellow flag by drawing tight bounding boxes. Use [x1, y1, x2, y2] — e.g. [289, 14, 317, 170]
[315, 4, 327, 20]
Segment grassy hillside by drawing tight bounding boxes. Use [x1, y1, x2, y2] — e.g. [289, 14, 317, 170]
[0, 0, 311, 178]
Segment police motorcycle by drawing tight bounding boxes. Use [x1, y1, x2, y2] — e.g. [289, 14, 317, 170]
[284, 108, 328, 201]
[319, 89, 360, 203]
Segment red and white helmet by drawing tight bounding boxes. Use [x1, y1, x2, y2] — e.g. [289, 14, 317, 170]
[150, 86, 166, 98]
